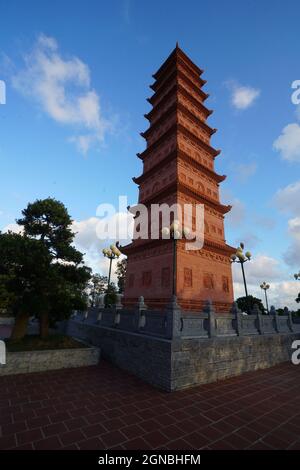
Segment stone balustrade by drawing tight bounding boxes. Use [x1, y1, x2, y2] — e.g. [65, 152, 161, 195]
[65, 297, 300, 391]
[70, 297, 300, 340]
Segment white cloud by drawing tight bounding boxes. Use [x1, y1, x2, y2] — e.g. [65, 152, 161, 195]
[232, 253, 300, 309]
[275, 180, 300, 216]
[234, 162, 257, 182]
[284, 217, 300, 266]
[72, 212, 133, 276]
[12, 34, 112, 154]
[232, 254, 282, 286]
[228, 82, 260, 110]
[225, 197, 245, 227]
[233, 279, 299, 310]
[273, 123, 300, 162]
[233, 233, 260, 249]
[274, 181, 300, 267]
[2, 223, 23, 234]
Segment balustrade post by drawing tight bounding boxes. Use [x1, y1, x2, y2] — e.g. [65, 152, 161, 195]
[204, 300, 216, 338]
[166, 295, 182, 339]
[231, 302, 243, 336]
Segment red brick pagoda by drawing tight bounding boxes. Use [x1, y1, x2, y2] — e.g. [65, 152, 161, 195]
[122, 45, 235, 312]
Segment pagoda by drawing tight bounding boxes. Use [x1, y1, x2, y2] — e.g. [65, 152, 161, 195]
[122, 45, 235, 312]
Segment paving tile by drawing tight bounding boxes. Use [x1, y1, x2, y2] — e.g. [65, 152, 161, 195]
[78, 438, 104, 450]
[0, 361, 299, 450]
[16, 428, 43, 446]
[123, 437, 151, 450]
[120, 424, 145, 440]
[27, 415, 50, 429]
[0, 435, 17, 450]
[101, 430, 127, 448]
[49, 411, 71, 423]
[1, 420, 27, 435]
[65, 417, 88, 431]
[60, 430, 85, 446]
[33, 436, 62, 450]
[143, 430, 170, 448]
[82, 423, 107, 438]
[42, 422, 68, 437]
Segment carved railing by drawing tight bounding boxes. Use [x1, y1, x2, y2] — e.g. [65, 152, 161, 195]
[69, 296, 300, 341]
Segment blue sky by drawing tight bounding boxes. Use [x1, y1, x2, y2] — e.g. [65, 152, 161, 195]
[1, 0, 300, 307]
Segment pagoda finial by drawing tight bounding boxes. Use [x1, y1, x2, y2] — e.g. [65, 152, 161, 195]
[176, 41, 179, 48]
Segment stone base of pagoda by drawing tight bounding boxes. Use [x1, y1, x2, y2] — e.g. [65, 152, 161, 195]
[66, 301, 300, 392]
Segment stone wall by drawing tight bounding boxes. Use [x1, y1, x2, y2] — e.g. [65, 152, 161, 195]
[0, 346, 100, 376]
[171, 333, 299, 390]
[0, 317, 14, 326]
[66, 320, 171, 390]
[66, 304, 300, 391]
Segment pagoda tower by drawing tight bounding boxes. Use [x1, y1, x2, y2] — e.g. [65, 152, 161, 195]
[122, 45, 235, 312]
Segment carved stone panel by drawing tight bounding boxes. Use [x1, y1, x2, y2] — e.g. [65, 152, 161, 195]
[184, 268, 193, 287]
[203, 272, 214, 290]
[222, 276, 229, 293]
[142, 271, 152, 287]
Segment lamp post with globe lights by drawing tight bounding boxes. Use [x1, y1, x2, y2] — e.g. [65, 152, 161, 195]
[161, 220, 190, 297]
[102, 242, 121, 307]
[231, 243, 252, 313]
[260, 281, 270, 314]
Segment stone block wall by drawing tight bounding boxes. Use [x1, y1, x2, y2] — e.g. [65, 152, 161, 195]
[66, 320, 171, 390]
[66, 313, 300, 391]
[171, 333, 299, 390]
[0, 346, 100, 376]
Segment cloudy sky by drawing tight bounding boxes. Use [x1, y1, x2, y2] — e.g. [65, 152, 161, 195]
[0, 0, 300, 308]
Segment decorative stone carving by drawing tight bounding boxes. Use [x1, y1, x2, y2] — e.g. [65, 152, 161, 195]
[222, 276, 229, 293]
[142, 271, 152, 287]
[204, 272, 214, 290]
[184, 268, 192, 287]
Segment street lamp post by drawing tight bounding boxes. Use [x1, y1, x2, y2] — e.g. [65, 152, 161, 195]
[260, 281, 270, 314]
[230, 242, 252, 313]
[102, 242, 121, 308]
[162, 220, 189, 297]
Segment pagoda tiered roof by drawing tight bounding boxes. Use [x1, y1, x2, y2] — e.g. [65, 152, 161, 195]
[138, 122, 220, 160]
[152, 44, 203, 81]
[133, 148, 226, 186]
[146, 82, 213, 120]
[149, 68, 209, 102]
[143, 101, 216, 138]
[138, 180, 232, 215]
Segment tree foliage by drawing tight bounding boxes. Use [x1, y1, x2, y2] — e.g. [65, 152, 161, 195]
[88, 273, 108, 307]
[115, 258, 127, 293]
[236, 295, 265, 314]
[0, 198, 91, 340]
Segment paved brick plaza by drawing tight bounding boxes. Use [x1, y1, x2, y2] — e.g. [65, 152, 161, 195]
[0, 361, 299, 450]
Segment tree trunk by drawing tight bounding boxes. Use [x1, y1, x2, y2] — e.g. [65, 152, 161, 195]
[40, 311, 49, 339]
[10, 311, 29, 341]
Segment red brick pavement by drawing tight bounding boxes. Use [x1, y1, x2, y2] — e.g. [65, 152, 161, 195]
[0, 361, 299, 450]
